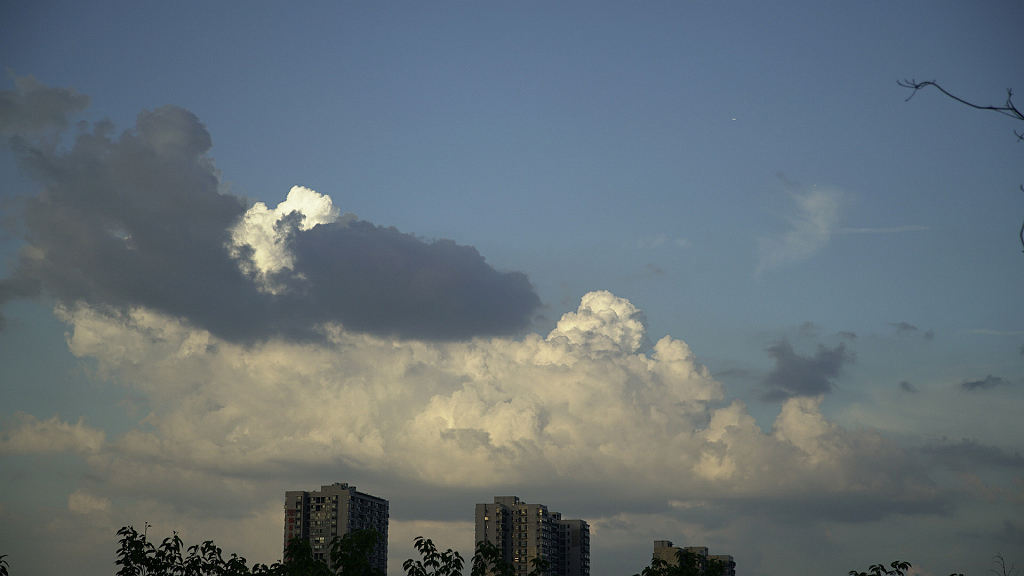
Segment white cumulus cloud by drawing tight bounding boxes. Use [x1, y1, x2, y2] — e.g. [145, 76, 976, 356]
[229, 186, 353, 293]
[546, 290, 652, 354]
[49, 291, 930, 509]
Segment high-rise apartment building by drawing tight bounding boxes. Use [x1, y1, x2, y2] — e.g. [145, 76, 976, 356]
[475, 496, 590, 576]
[284, 482, 389, 572]
[652, 541, 735, 576]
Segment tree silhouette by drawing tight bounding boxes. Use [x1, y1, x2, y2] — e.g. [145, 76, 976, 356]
[404, 537, 551, 576]
[469, 539, 516, 576]
[328, 530, 385, 576]
[282, 537, 333, 576]
[849, 560, 912, 576]
[115, 525, 273, 576]
[898, 79, 1024, 252]
[114, 525, 382, 576]
[635, 549, 726, 576]
[403, 537, 465, 576]
[990, 553, 1020, 576]
[847, 557, 1022, 576]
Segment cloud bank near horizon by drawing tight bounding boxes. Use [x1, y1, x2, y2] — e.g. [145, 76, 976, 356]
[1, 291, 940, 519]
[0, 77, 540, 342]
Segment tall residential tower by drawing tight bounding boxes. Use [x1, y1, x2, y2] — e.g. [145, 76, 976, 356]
[284, 483, 389, 572]
[475, 496, 590, 576]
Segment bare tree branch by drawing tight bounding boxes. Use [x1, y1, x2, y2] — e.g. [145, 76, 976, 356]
[899, 79, 1024, 252]
[989, 553, 1019, 576]
[898, 79, 1024, 135]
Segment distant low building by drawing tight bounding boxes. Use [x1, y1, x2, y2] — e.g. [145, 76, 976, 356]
[476, 496, 590, 576]
[708, 554, 737, 576]
[652, 540, 735, 576]
[284, 482, 389, 573]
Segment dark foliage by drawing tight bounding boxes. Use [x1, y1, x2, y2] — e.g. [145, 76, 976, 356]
[328, 529, 384, 576]
[115, 525, 271, 575]
[403, 537, 464, 576]
[846, 557, 1022, 576]
[634, 549, 726, 576]
[403, 537, 549, 576]
[114, 525, 382, 576]
[849, 561, 913, 576]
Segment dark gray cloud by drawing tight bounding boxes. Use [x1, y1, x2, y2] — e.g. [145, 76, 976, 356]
[761, 339, 855, 401]
[960, 374, 1010, 391]
[890, 321, 917, 334]
[722, 492, 948, 524]
[899, 381, 917, 393]
[286, 220, 540, 340]
[0, 78, 540, 342]
[1, 101, 255, 340]
[642, 263, 666, 276]
[797, 321, 818, 338]
[838, 331, 857, 340]
[918, 438, 1024, 471]
[0, 74, 90, 138]
[889, 321, 935, 340]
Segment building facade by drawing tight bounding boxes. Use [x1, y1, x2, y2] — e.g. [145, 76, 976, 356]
[652, 541, 735, 576]
[475, 496, 590, 576]
[284, 482, 389, 572]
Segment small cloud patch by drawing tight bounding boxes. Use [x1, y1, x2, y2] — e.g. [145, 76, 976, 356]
[961, 374, 1010, 391]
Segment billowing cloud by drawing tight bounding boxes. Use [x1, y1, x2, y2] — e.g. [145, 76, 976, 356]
[761, 339, 854, 401]
[0, 74, 90, 138]
[757, 188, 841, 274]
[43, 292, 933, 519]
[546, 290, 653, 354]
[229, 185, 351, 294]
[0, 78, 540, 342]
[284, 218, 540, 340]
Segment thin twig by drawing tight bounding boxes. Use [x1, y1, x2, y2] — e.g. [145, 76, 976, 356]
[898, 79, 1024, 122]
[898, 79, 1024, 252]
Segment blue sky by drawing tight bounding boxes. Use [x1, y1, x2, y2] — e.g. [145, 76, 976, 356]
[1, 2, 1022, 576]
